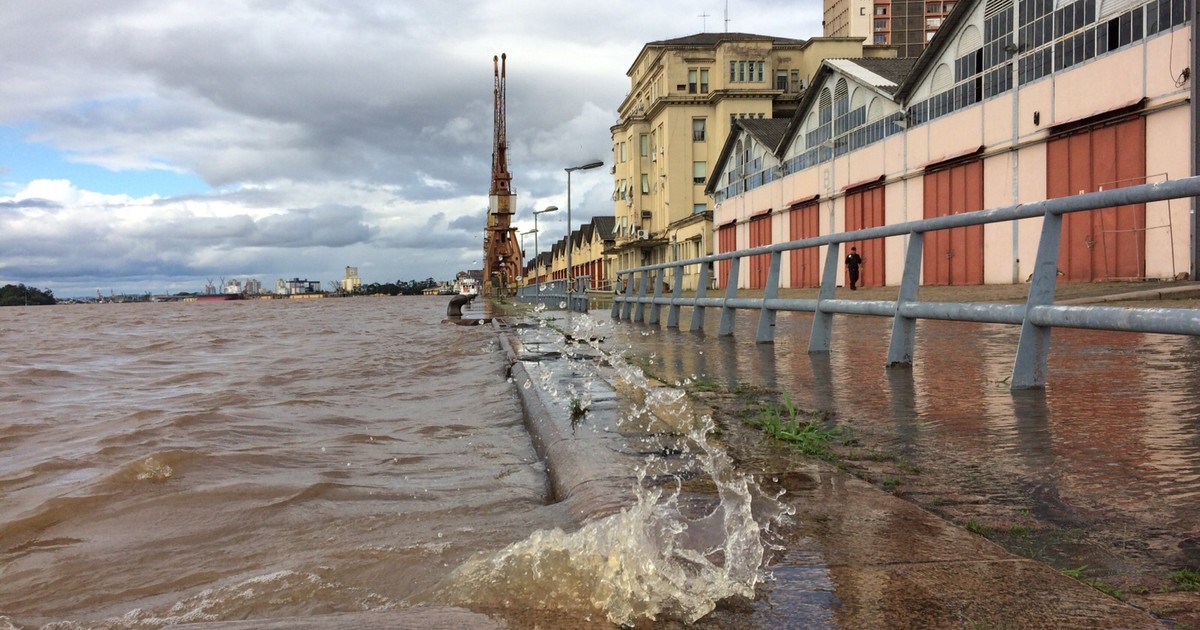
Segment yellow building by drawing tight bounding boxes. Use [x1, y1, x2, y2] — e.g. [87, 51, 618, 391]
[533, 216, 617, 290]
[609, 32, 889, 290]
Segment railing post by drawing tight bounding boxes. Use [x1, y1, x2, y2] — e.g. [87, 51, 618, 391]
[756, 251, 782, 343]
[667, 264, 685, 328]
[719, 257, 741, 336]
[690, 263, 709, 332]
[634, 270, 649, 323]
[809, 243, 841, 352]
[611, 272, 624, 319]
[649, 270, 664, 324]
[1012, 211, 1063, 389]
[887, 232, 924, 365]
[621, 274, 637, 320]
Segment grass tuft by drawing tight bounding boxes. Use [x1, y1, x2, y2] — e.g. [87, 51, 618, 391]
[965, 519, 992, 537]
[749, 393, 842, 461]
[1170, 568, 1200, 591]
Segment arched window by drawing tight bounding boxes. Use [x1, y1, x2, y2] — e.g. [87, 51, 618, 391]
[957, 24, 982, 57]
[867, 97, 883, 122]
[833, 78, 850, 134]
[931, 63, 953, 93]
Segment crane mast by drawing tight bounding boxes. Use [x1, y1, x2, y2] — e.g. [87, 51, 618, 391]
[482, 53, 521, 296]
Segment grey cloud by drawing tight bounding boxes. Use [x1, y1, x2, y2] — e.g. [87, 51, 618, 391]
[247, 205, 376, 247]
[0, 198, 62, 210]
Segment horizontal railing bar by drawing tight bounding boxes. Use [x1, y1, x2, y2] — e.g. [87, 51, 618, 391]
[812, 299, 897, 317]
[898, 302, 1026, 325]
[1027, 305, 1200, 335]
[613, 292, 1200, 336]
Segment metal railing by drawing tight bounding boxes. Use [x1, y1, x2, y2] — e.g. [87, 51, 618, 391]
[612, 177, 1200, 390]
[516, 277, 591, 312]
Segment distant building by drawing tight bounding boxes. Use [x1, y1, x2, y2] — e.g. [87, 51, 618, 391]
[341, 266, 362, 293]
[824, 0, 956, 56]
[454, 270, 483, 295]
[609, 32, 895, 290]
[276, 278, 322, 294]
[243, 277, 264, 295]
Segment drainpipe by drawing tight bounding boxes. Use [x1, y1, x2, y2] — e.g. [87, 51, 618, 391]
[1192, 3, 1199, 278]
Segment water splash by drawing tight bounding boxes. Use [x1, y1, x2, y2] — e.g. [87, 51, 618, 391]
[430, 317, 792, 625]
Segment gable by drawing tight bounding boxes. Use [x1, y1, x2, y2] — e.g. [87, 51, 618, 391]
[897, 0, 1189, 124]
[776, 63, 907, 173]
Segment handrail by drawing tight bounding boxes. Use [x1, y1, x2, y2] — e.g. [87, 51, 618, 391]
[611, 177, 1200, 390]
[516, 277, 591, 312]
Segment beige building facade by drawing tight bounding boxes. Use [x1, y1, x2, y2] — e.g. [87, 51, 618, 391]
[609, 33, 887, 290]
[711, 0, 1194, 290]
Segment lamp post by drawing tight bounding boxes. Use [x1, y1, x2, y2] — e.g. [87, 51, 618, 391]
[519, 229, 536, 285]
[565, 159, 604, 292]
[533, 205, 559, 284]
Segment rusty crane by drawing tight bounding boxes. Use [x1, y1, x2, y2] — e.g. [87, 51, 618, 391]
[481, 53, 522, 296]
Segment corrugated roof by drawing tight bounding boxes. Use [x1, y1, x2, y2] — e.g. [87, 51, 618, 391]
[739, 119, 792, 153]
[829, 58, 918, 95]
[590, 216, 616, 239]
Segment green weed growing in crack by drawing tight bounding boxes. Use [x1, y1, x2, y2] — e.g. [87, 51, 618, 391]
[1058, 566, 1124, 600]
[749, 392, 843, 461]
[965, 519, 992, 537]
[1170, 568, 1200, 591]
[569, 397, 589, 430]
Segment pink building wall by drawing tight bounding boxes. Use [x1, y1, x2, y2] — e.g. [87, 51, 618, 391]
[712, 23, 1194, 289]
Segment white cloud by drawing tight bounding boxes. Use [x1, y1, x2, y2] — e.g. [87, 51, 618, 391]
[0, 0, 823, 295]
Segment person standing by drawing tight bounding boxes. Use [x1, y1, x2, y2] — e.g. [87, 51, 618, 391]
[845, 246, 864, 290]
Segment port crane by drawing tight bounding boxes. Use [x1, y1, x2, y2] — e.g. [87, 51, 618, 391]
[481, 53, 522, 296]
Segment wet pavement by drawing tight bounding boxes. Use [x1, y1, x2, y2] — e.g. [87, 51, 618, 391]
[496, 314, 1166, 629]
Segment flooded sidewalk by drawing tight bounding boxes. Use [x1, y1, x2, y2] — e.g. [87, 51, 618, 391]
[589, 281, 1200, 627]
[495, 309, 1168, 628]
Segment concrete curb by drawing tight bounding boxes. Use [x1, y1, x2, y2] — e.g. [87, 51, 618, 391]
[499, 328, 647, 523]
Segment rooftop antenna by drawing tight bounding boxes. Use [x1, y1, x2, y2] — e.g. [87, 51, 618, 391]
[698, 11, 710, 31]
[724, 0, 730, 32]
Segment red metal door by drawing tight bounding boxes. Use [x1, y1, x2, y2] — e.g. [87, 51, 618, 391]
[845, 185, 885, 287]
[718, 223, 736, 288]
[923, 160, 984, 285]
[788, 201, 820, 288]
[748, 213, 771, 289]
[1047, 117, 1146, 282]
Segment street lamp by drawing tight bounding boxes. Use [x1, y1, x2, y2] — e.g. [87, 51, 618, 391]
[519, 229, 536, 284]
[565, 159, 604, 292]
[533, 205, 559, 284]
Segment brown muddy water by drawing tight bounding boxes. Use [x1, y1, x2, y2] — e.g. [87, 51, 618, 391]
[589, 305, 1200, 615]
[2, 298, 808, 630]
[0, 298, 572, 628]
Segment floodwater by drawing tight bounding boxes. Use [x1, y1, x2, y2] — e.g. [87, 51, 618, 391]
[0, 298, 797, 629]
[594, 305, 1200, 582]
[0, 298, 566, 627]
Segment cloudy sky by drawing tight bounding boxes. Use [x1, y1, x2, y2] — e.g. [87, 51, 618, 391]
[1, 0, 821, 297]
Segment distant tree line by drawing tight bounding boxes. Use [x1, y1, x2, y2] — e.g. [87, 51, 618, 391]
[358, 278, 441, 296]
[0, 283, 57, 306]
